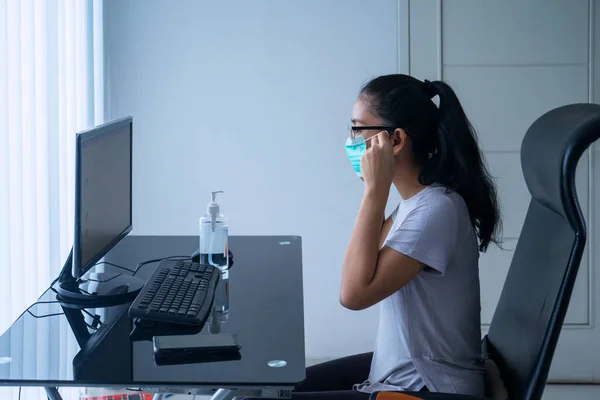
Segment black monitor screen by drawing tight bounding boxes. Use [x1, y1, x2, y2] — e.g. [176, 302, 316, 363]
[72, 117, 132, 279]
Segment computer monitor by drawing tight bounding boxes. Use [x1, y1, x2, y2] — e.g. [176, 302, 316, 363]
[72, 116, 132, 279]
[55, 116, 144, 307]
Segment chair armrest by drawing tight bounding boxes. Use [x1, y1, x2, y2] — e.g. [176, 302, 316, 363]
[370, 391, 487, 400]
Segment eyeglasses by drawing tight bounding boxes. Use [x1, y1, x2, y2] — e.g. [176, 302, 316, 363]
[348, 125, 397, 139]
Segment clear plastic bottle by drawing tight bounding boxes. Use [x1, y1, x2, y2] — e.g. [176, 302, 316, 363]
[199, 190, 229, 314]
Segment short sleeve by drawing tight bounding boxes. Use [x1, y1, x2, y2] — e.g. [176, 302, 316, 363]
[389, 204, 399, 221]
[383, 193, 460, 275]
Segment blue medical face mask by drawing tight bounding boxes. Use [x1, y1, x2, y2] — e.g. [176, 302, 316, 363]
[345, 136, 368, 178]
[345, 131, 392, 178]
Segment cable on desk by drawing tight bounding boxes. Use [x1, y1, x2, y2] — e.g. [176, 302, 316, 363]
[81, 308, 103, 329]
[49, 278, 92, 297]
[49, 276, 60, 295]
[84, 321, 100, 331]
[26, 309, 101, 331]
[18, 386, 21, 400]
[75, 261, 136, 284]
[92, 261, 136, 274]
[24, 300, 103, 331]
[78, 286, 93, 295]
[78, 273, 123, 284]
[30, 300, 62, 306]
[51, 259, 135, 290]
[24, 300, 64, 319]
[26, 309, 64, 319]
[133, 255, 191, 276]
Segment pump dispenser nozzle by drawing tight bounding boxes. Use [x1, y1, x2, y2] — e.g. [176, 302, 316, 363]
[208, 190, 224, 228]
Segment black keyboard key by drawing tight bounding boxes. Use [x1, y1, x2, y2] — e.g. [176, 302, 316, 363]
[191, 289, 207, 307]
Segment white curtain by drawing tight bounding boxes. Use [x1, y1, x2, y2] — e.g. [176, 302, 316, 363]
[0, 0, 104, 399]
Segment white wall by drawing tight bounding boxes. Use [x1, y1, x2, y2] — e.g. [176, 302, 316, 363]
[104, 0, 402, 360]
[104, 0, 600, 372]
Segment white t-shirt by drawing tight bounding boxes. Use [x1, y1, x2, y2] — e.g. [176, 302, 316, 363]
[354, 184, 486, 396]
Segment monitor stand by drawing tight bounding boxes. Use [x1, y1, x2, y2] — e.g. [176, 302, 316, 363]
[53, 248, 145, 308]
[54, 270, 145, 309]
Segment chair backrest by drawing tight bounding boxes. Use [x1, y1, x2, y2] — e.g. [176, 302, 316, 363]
[483, 103, 600, 400]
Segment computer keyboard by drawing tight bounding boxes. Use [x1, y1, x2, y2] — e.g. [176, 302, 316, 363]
[129, 259, 220, 326]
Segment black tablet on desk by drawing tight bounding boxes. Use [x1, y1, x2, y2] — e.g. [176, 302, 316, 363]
[153, 333, 242, 366]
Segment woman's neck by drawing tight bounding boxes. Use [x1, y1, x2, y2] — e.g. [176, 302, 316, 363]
[393, 166, 427, 200]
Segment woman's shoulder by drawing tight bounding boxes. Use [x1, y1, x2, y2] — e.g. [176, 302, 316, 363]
[414, 184, 459, 205]
[414, 185, 469, 220]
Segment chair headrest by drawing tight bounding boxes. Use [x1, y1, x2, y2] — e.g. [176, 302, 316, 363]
[521, 103, 600, 228]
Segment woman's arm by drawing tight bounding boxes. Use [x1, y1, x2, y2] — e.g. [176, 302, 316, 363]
[379, 213, 394, 249]
[340, 189, 422, 311]
[340, 190, 386, 306]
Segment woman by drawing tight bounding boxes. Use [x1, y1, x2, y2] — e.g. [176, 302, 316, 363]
[294, 74, 501, 399]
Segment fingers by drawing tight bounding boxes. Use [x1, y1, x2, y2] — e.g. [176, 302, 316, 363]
[379, 130, 392, 146]
[367, 131, 391, 151]
[371, 133, 380, 147]
[374, 131, 391, 149]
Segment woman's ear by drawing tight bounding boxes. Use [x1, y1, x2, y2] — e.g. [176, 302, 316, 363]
[392, 128, 405, 156]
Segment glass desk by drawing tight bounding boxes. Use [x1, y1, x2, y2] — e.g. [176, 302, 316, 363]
[0, 235, 305, 400]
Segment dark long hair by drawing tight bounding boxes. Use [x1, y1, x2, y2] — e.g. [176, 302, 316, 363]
[360, 74, 501, 252]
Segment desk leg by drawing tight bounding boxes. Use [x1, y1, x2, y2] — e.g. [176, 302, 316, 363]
[45, 387, 62, 400]
[210, 388, 238, 400]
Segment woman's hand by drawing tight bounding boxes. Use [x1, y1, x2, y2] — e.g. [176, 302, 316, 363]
[360, 132, 395, 195]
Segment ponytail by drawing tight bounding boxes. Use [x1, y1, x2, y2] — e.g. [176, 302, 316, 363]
[360, 74, 501, 252]
[427, 80, 501, 252]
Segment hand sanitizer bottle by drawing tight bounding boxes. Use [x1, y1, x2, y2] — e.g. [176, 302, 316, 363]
[199, 190, 229, 314]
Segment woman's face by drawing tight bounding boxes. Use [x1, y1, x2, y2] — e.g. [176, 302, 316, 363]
[350, 97, 410, 162]
[350, 98, 389, 148]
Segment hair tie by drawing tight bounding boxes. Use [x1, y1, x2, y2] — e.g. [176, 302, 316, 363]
[427, 147, 439, 159]
[423, 79, 436, 99]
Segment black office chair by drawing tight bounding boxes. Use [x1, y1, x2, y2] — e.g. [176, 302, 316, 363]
[370, 103, 600, 400]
